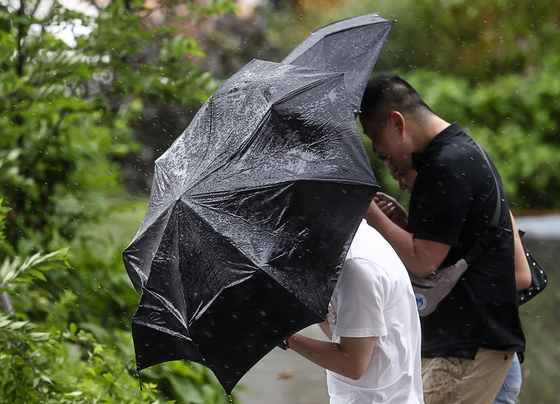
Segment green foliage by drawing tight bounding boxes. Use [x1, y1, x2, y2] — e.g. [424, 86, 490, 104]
[141, 361, 242, 404]
[0, 309, 169, 403]
[0, 0, 226, 253]
[260, 2, 323, 61]
[185, 0, 239, 18]
[1, 248, 69, 289]
[310, 0, 560, 81]
[0, 204, 166, 402]
[0, 200, 14, 257]
[1, 1, 121, 251]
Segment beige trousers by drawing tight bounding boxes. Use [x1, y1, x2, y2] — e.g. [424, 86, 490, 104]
[422, 348, 514, 404]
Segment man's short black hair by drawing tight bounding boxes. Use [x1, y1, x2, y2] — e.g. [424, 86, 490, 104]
[360, 72, 433, 126]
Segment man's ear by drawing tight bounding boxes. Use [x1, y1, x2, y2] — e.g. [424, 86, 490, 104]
[388, 111, 405, 136]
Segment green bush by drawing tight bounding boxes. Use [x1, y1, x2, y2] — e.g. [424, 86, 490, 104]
[0, 198, 237, 403]
[0, 201, 166, 402]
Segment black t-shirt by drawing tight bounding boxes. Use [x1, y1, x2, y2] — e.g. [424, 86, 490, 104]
[408, 122, 525, 359]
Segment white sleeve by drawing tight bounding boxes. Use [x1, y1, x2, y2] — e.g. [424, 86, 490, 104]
[333, 257, 388, 339]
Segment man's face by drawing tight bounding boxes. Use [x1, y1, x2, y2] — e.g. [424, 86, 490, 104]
[359, 114, 412, 175]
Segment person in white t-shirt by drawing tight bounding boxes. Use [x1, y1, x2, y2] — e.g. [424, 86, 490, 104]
[286, 219, 424, 404]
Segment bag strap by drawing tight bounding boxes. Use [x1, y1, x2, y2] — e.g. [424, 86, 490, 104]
[462, 144, 502, 265]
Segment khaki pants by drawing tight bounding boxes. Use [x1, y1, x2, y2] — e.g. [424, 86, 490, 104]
[422, 348, 514, 404]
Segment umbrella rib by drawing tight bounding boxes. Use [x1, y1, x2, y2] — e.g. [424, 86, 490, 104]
[316, 20, 392, 41]
[125, 206, 176, 292]
[138, 322, 194, 342]
[139, 287, 206, 350]
[178, 72, 357, 198]
[272, 75, 342, 105]
[256, 264, 328, 322]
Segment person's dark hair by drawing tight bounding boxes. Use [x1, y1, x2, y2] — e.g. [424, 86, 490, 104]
[360, 72, 433, 126]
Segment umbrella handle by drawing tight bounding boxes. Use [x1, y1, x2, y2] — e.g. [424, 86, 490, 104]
[277, 339, 288, 350]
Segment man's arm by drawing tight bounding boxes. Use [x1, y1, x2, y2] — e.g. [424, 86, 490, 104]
[511, 211, 531, 290]
[287, 333, 376, 380]
[365, 198, 451, 278]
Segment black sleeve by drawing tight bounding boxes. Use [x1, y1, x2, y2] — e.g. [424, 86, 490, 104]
[407, 163, 473, 247]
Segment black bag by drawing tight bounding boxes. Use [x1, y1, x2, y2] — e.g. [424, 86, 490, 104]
[518, 230, 548, 305]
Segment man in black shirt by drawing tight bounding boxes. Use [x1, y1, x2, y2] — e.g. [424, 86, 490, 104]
[359, 72, 525, 404]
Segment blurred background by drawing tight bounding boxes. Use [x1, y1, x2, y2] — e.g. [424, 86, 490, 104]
[0, 0, 558, 402]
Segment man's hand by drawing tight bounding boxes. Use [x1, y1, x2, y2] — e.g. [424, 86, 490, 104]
[364, 195, 387, 228]
[364, 196, 451, 278]
[374, 192, 408, 229]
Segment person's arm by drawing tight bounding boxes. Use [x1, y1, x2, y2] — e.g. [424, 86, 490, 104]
[318, 320, 333, 340]
[375, 192, 408, 229]
[287, 333, 376, 380]
[511, 211, 531, 290]
[364, 198, 450, 278]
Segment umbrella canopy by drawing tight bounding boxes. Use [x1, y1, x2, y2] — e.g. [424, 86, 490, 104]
[282, 13, 394, 113]
[123, 59, 378, 393]
[123, 59, 378, 392]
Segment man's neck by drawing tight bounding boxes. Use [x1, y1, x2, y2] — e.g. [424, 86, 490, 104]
[407, 114, 450, 154]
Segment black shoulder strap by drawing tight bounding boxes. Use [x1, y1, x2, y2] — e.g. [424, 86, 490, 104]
[462, 144, 502, 265]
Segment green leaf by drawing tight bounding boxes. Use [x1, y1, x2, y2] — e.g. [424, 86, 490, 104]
[8, 321, 28, 330]
[40, 375, 53, 385]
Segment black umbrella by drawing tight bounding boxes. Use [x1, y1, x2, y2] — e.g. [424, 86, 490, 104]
[123, 59, 378, 393]
[123, 13, 393, 390]
[123, 60, 378, 393]
[282, 13, 394, 113]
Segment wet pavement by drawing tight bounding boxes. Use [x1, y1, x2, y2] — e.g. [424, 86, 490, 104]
[237, 325, 329, 404]
[514, 214, 560, 239]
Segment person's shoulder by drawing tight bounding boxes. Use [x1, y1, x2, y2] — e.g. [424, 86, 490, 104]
[437, 131, 483, 165]
[347, 220, 388, 256]
[434, 136, 494, 187]
[418, 137, 478, 186]
[346, 221, 407, 275]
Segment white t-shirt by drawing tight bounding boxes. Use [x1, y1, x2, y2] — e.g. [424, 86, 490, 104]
[326, 220, 424, 404]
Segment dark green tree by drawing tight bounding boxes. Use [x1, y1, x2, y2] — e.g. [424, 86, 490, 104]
[0, 0, 235, 252]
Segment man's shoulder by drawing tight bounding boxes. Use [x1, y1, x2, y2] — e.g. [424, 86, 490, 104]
[417, 135, 489, 190]
[433, 137, 478, 165]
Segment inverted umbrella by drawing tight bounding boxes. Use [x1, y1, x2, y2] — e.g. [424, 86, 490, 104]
[123, 59, 378, 393]
[282, 13, 394, 113]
